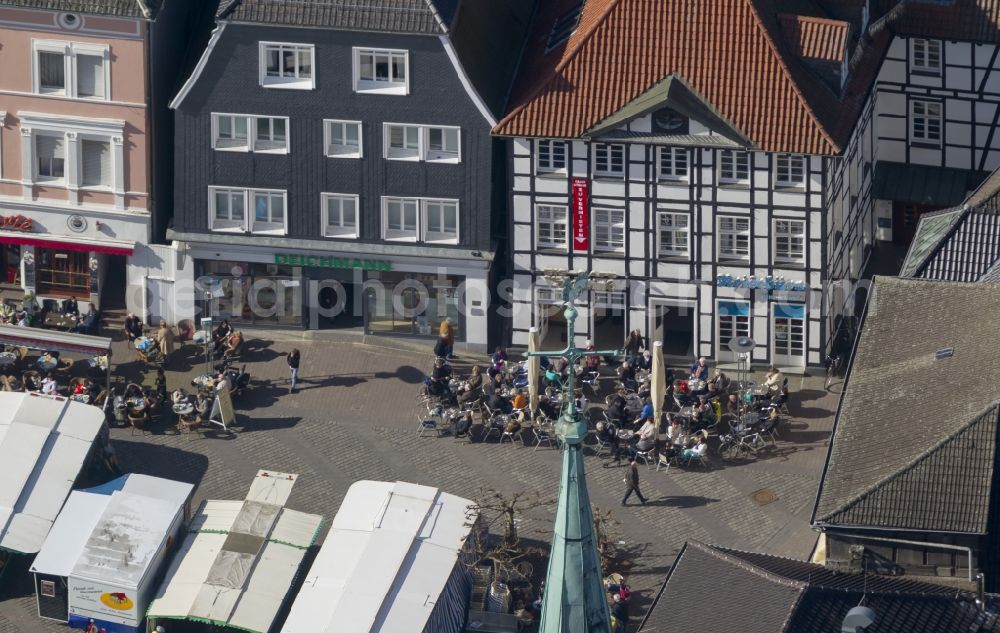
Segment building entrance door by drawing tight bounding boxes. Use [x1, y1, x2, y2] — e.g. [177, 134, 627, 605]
[716, 300, 751, 362]
[772, 304, 805, 368]
[652, 301, 695, 359]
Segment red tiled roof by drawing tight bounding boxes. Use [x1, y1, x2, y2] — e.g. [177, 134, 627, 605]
[494, 0, 843, 155]
[778, 13, 850, 62]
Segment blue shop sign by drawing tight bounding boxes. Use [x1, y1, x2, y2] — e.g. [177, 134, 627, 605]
[715, 274, 807, 292]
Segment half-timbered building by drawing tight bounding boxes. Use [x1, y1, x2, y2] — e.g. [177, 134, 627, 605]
[493, 0, 850, 369]
[824, 0, 1000, 349]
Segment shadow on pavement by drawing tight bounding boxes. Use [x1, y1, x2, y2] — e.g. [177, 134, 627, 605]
[648, 495, 719, 508]
[112, 438, 210, 489]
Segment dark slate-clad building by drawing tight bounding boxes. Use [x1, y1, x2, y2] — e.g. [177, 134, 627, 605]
[812, 277, 1000, 590]
[639, 541, 1000, 633]
[168, 0, 534, 350]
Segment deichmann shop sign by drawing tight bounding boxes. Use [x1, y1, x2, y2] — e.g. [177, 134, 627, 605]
[274, 253, 392, 271]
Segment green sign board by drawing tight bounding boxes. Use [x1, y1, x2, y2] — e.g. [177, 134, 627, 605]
[274, 253, 392, 271]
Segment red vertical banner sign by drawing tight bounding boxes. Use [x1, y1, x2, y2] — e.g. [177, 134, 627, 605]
[571, 177, 590, 252]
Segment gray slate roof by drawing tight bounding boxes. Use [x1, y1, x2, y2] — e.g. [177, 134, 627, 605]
[900, 165, 1000, 282]
[0, 0, 156, 17]
[218, 0, 448, 34]
[813, 277, 1000, 533]
[641, 542, 1000, 633]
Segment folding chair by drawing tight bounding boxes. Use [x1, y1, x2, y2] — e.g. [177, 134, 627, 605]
[533, 429, 555, 450]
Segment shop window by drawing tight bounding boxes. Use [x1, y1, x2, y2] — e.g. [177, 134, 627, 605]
[198, 261, 301, 326]
[365, 271, 463, 339]
[36, 248, 89, 296]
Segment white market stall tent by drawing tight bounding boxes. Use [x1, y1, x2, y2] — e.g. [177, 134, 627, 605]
[146, 470, 323, 633]
[30, 474, 194, 633]
[0, 392, 106, 559]
[281, 480, 477, 633]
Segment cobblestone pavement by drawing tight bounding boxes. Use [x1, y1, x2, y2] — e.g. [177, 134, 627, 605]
[0, 330, 841, 632]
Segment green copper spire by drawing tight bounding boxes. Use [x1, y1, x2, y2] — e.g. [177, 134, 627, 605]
[524, 272, 620, 633]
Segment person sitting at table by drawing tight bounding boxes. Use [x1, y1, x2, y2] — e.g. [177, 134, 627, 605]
[606, 395, 628, 427]
[195, 392, 211, 420]
[764, 366, 784, 392]
[637, 349, 653, 372]
[618, 362, 637, 391]
[457, 366, 483, 405]
[636, 397, 654, 425]
[221, 330, 242, 360]
[15, 310, 28, 327]
[707, 368, 727, 390]
[537, 395, 559, 421]
[486, 385, 512, 414]
[453, 410, 474, 438]
[628, 418, 657, 459]
[72, 380, 87, 396]
[143, 388, 161, 413]
[689, 356, 709, 381]
[41, 371, 57, 395]
[679, 435, 708, 463]
[70, 303, 99, 334]
[124, 313, 144, 342]
[770, 386, 790, 409]
[511, 389, 528, 411]
[63, 296, 79, 317]
[583, 340, 601, 372]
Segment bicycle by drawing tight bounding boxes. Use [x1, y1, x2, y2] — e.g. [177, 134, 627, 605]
[824, 354, 841, 391]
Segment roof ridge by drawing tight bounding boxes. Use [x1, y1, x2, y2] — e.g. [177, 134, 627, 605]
[817, 400, 1000, 525]
[688, 541, 809, 590]
[747, 0, 841, 152]
[554, 0, 622, 75]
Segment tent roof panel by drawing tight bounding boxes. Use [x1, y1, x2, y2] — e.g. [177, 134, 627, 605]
[31, 492, 110, 577]
[0, 325, 111, 357]
[229, 542, 310, 633]
[245, 470, 297, 506]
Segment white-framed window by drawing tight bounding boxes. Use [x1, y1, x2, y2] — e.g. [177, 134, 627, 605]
[775, 154, 806, 188]
[536, 204, 568, 249]
[211, 114, 289, 153]
[658, 146, 688, 180]
[425, 199, 459, 243]
[80, 138, 111, 188]
[354, 47, 408, 95]
[657, 212, 690, 258]
[213, 114, 249, 151]
[34, 133, 65, 183]
[254, 117, 288, 152]
[40, 580, 55, 598]
[719, 150, 750, 184]
[911, 38, 942, 74]
[383, 124, 460, 163]
[321, 193, 359, 238]
[592, 208, 625, 252]
[33, 40, 109, 100]
[718, 215, 750, 259]
[910, 99, 942, 145]
[381, 197, 459, 243]
[774, 219, 806, 263]
[593, 143, 625, 178]
[210, 187, 246, 231]
[259, 42, 314, 89]
[536, 139, 567, 173]
[324, 120, 362, 158]
[209, 186, 286, 234]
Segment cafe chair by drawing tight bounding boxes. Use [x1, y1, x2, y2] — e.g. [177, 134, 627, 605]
[128, 409, 149, 436]
[178, 413, 202, 440]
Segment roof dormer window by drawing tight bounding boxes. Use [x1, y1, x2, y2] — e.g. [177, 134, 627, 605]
[546, 3, 583, 52]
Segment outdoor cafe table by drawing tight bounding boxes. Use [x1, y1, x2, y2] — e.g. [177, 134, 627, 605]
[44, 313, 77, 330]
[87, 355, 109, 371]
[0, 351, 16, 367]
[37, 355, 58, 372]
[173, 402, 194, 416]
[69, 393, 89, 404]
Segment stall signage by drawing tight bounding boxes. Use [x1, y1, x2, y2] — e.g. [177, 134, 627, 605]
[715, 274, 807, 292]
[571, 177, 589, 252]
[68, 578, 139, 625]
[274, 253, 392, 271]
[0, 214, 32, 232]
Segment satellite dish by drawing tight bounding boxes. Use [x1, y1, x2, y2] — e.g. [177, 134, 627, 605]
[841, 606, 876, 632]
[727, 336, 755, 354]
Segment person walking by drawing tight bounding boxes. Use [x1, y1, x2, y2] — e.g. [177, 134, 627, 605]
[621, 458, 647, 506]
[439, 318, 455, 358]
[155, 320, 175, 366]
[287, 348, 300, 393]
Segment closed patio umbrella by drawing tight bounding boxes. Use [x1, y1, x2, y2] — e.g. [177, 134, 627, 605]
[528, 327, 540, 415]
[652, 340, 667, 436]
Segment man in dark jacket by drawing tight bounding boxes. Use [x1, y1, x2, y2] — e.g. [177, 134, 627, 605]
[621, 458, 647, 506]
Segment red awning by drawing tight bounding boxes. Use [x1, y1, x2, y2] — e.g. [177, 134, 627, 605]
[0, 233, 134, 256]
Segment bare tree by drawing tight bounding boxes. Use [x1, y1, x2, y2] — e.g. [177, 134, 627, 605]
[464, 488, 550, 579]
